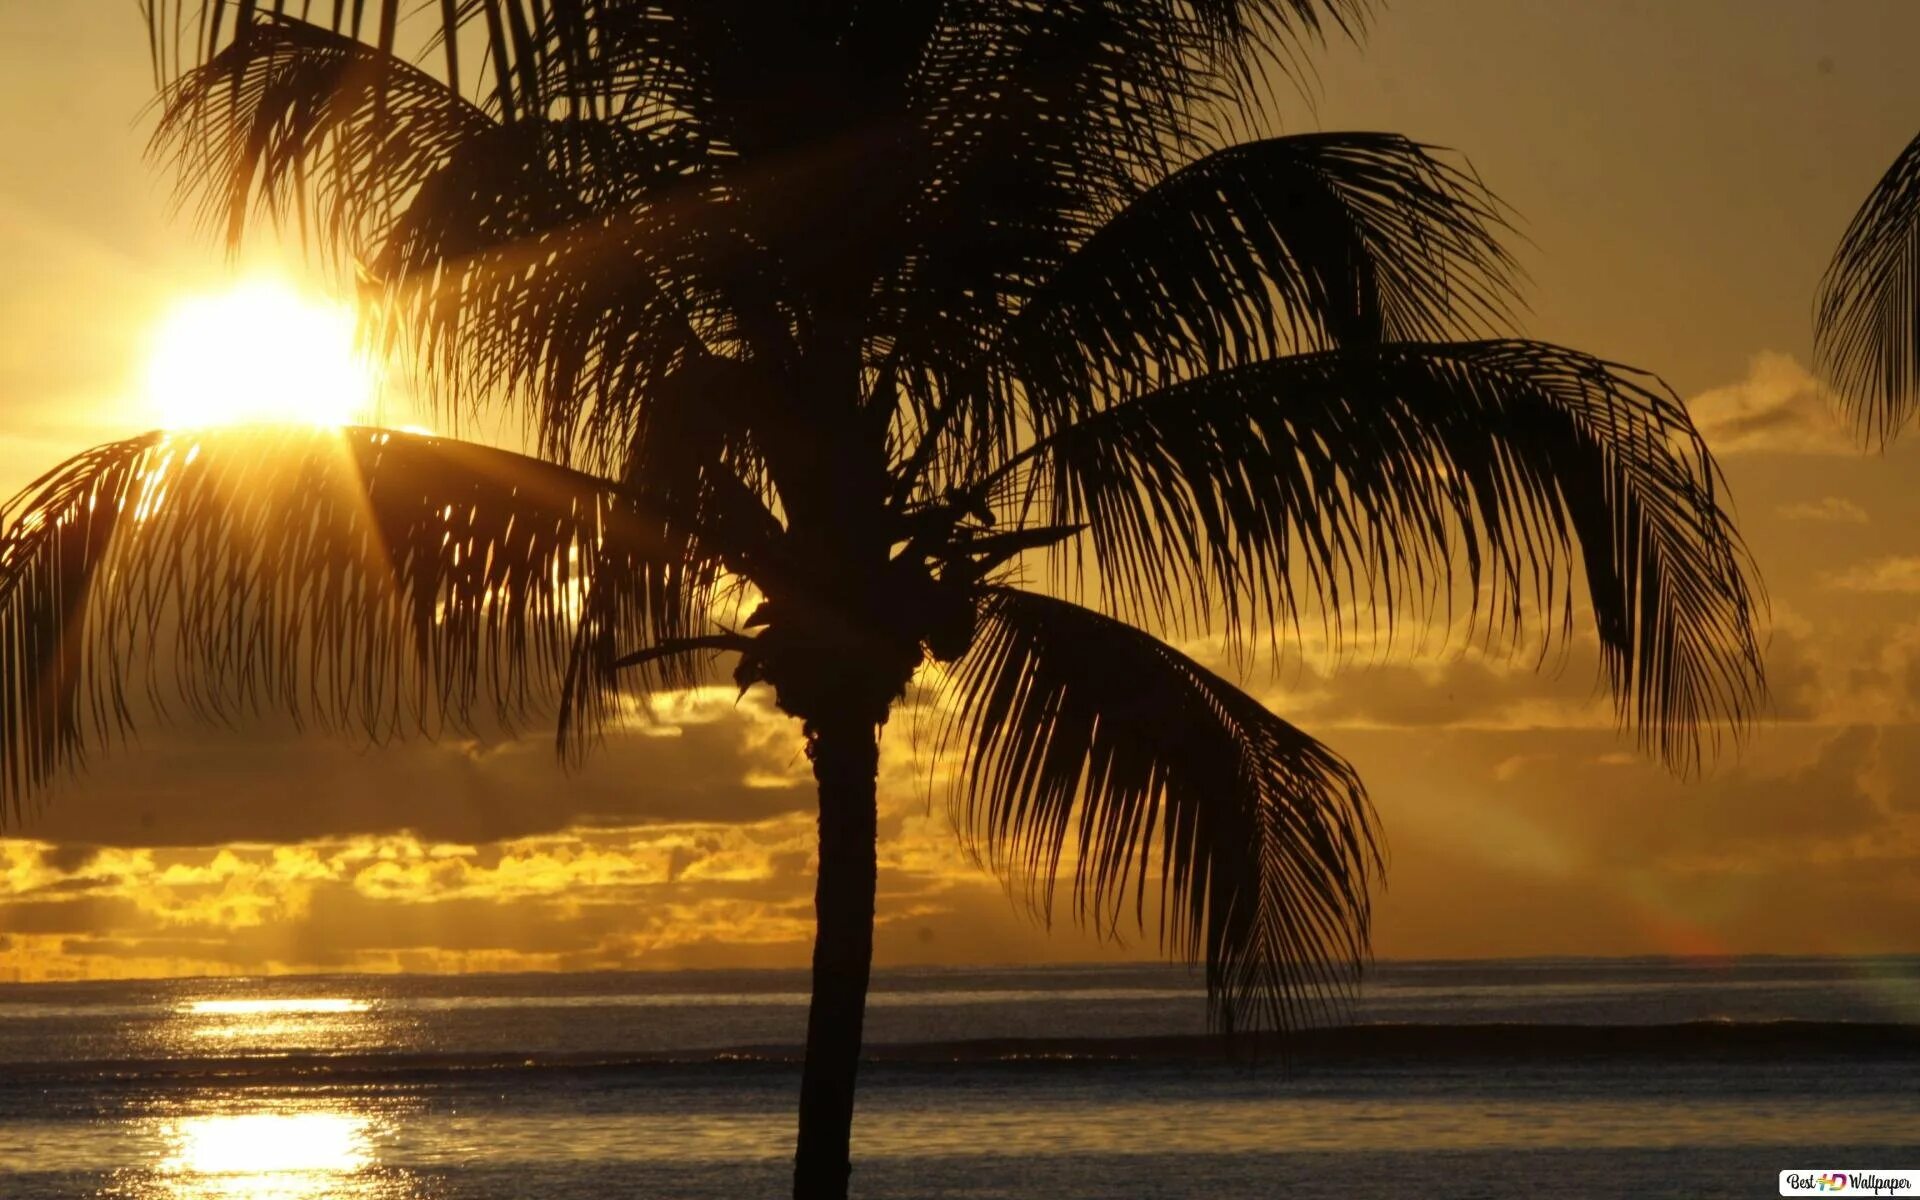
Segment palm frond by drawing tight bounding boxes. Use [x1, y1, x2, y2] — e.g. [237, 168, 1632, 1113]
[974, 341, 1764, 773]
[150, 17, 495, 255]
[1815, 129, 1920, 446]
[149, 0, 574, 120]
[1001, 134, 1520, 422]
[0, 426, 715, 820]
[873, 0, 1229, 490]
[371, 134, 769, 467]
[888, 128, 1517, 501]
[149, 17, 766, 468]
[880, 2, 1205, 361]
[941, 586, 1379, 1033]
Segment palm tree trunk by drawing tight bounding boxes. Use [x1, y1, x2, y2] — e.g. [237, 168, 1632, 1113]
[792, 713, 880, 1200]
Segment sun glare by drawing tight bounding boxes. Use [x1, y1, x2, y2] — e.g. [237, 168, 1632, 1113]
[152, 1110, 384, 1200]
[185, 998, 370, 1016]
[162, 1112, 371, 1176]
[144, 279, 376, 430]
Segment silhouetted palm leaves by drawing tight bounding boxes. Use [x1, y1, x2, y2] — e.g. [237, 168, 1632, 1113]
[978, 341, 1756, 771]
[945, 587, 1378, 1034]
[0, 427, 742, 813]
[1817, 130, 1920, 444]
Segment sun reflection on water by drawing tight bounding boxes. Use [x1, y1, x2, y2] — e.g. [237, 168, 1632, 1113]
[179, 998, 376, 1042]
[147, 993, 397, 1056]
[154, 1112, 374, 1200]
[185, 999, 371, 1017]
[112, 994, 419, 1199]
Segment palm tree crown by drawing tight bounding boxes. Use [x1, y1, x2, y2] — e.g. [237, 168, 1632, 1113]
[4, 2, 1764, 1196]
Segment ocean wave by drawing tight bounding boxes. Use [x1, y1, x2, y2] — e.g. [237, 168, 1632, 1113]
[4, 1021, 1917, 1086]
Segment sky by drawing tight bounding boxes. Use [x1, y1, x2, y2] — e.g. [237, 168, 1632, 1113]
[3, 1, 1920, 982]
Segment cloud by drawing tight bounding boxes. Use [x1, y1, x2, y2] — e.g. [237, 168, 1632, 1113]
[10, 713, 1920, 980]
[1764, 623, 1829, 723]
[1832, 556, 1920, 594]
[1256, 620, 1822, 732]
[1778, 496, 1870, 524]
[1671, 724, 1887, 852]
[15, 688, 818, 849]
[1346, 721, 1892, 876]
[0, 815, 1116, 982]
[1327, 721, 1920, 960]
[1874, 735, 1920, 814]
[1686, 352, 1855, 456]
[1282, 655, 1611, 731]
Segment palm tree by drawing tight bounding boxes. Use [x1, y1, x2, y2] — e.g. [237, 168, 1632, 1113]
[1817, 129, 1920, 443]
[2, 2, 1764, 1196]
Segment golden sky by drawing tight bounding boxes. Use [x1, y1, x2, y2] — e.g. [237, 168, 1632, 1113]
[4, 1, 1920, 981]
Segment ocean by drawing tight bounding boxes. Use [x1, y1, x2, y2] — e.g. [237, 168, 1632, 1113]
[1, 957, 1916, 1198]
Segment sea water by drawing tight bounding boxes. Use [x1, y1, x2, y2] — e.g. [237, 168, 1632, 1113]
[1, 957, 1916, 1198]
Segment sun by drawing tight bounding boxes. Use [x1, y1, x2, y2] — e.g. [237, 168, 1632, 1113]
[143, 279, 377, 430]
